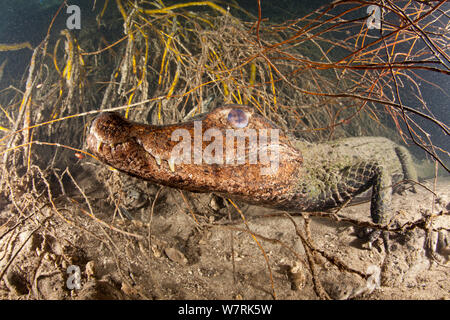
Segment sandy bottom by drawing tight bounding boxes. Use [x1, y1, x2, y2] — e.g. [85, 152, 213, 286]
[0, 163, 448, 300]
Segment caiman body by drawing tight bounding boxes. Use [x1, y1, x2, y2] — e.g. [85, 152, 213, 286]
[87, 105, 417, 243]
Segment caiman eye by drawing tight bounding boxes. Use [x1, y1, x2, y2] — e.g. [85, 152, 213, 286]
[227, 108, 248, 128]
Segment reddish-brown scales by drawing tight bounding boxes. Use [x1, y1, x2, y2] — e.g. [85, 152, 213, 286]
[87, 105, 304, 207]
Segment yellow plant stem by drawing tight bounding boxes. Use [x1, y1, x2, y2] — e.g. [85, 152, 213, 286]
[167, 57, 181, 98]
[125, 26, 149, 118]
[138, 1, 227, 16]
[98, 0, 110, 22]
[268, 64, 277, 108]
[0, 59, 7, 81]
[115, 0, 128, 21]
[0, 42, 32, 52]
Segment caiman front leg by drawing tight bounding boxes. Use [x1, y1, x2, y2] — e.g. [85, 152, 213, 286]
[300, 161, 392, 250]
[368, 163, 392, 249]
[341, 161, 392, 250]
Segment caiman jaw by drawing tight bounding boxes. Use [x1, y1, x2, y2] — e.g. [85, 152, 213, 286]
[86, 105, 303, 204]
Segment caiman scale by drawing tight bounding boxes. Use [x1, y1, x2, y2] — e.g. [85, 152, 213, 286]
[86, 105, 418, 247]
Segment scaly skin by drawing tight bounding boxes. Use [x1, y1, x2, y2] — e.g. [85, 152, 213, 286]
[86, 105, 418, 247]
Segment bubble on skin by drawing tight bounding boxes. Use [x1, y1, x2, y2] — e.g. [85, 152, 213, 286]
[227, 108, 248, 128]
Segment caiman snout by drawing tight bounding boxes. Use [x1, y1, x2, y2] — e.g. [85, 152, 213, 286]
[86, 105, 303, 205]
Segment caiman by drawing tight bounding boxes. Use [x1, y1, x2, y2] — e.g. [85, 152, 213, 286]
[86, 104, 418, 248]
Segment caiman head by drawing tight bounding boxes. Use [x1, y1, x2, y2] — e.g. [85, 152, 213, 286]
[86, 104, 303, 205]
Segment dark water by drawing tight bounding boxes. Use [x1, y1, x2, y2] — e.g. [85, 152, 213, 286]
[0, 0, 448, 166]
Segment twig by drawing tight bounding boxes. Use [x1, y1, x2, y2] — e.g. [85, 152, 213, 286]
[0, 223, 44, 282]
